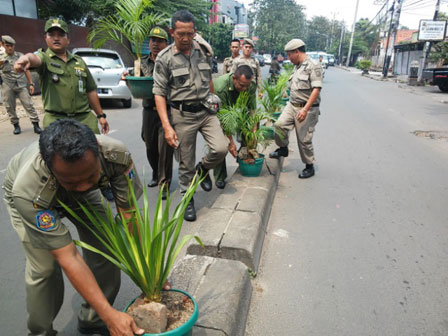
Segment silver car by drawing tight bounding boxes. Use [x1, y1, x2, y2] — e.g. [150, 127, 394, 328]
[72, 48, 132, 108]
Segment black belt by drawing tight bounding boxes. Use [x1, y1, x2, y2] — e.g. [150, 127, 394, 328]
[170, 101, 204, 113]
[291, 102, 319, 108]
[46, 111, 88, 117]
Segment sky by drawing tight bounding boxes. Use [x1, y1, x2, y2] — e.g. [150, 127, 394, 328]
[241, 0, 448, 30]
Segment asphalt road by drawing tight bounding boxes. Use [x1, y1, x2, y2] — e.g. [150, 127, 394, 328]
[245, 67, 448, 335]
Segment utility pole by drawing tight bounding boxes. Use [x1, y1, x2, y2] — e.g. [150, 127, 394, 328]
[382, 0, 394, 76]
[417, 0, 441, 82]
[338, 22, 345, 65]
[346, 0, 360, 67]
[382, 0, 403, 77]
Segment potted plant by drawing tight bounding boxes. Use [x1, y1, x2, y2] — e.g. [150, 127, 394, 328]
[218, 92, 273, 177]
[60, 176, 203, 335]
[88, 0, 168, 99]
[359, 59, 372, 75]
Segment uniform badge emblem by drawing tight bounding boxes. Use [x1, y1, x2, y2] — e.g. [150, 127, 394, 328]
[36, 210, 56, 231]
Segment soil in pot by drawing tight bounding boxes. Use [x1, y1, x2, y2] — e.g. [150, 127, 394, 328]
[127, 291, 195, 334]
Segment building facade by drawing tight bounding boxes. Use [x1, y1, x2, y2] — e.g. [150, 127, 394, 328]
[0, 0, 38, 19]
[210, 0, 247, 25]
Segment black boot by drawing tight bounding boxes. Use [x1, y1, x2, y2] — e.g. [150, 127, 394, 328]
[299, 164, 315, 179]
[269, 146, 288, 159]
[184, 198, 196, 222]
[195, 162, 212, 192]
[13, 123, 21, 135]
[33, 122, 42, 134]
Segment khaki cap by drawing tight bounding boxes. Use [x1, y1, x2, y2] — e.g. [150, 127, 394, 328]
[243, 38, 254, 47]
[149, 27, 168, 40]
[44, 18, 69, 33]
[2, 35, 15, 45]
[284, 39, 305, 52]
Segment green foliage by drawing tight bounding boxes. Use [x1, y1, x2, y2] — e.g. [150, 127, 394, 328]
[429, 12, 448, 66]
[217, 92, 273, 156]
[38, 0, 93, 23]
[305, 16, 331, 52]
[88, 0, 168, 61]
[60, 176, 203, 303]
[250, 0, 306, 54]
[359, 59, 372, 71]
[207, 23, 234, 60]
[260, 71, 289, 115]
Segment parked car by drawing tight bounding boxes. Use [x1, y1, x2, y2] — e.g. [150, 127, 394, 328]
[254, 54, 265, 66]
[263, 54, 272, 65]
[423, 67, 448, 92]
[72, 48, 132, 108]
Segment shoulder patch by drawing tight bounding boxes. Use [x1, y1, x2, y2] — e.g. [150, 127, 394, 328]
[36, 210, 56, 231]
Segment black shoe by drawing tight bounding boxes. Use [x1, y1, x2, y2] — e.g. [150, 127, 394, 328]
[195, 162, 212, 192]
[147, 179, 157, 188]
[299, 165, 315, 179]
[78, 325, 110, 335]
[184, 198, 196, 222]
[101, 186, 115, 201]
[269, 147, 288, 159]
[32, 122, 42, 134]
[13, 123, 21, 135]
[215, 180, 226, 189]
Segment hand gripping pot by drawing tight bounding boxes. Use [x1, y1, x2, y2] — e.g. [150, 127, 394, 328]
[202, 93, 221, 114]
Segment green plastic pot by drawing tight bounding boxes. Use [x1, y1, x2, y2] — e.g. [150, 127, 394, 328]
[124, 289, 198, 336]
[272, 112, 281, 120]
[280, 97, 289, 106]
[125, 76, 154, 99]
[238, 154, 265, 177]
[260, 126, 275, 140]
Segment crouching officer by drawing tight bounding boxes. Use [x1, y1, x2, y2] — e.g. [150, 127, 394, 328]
[153, 10, 228, 222]
[13, 18, 109, 134]
[2, 119, 146, 336]
[270, 39, 322, 179]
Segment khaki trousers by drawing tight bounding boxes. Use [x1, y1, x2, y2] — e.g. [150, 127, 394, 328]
[5, 190, 120, 336]
[171, 107, 228, 192]
[274, 102, 320, 165]
[2, 83, 39, 125]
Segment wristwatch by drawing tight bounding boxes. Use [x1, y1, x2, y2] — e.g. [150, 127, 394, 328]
[97, 113, 107, 119]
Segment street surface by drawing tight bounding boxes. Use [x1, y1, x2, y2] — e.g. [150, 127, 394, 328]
[245, 67, 448, 335]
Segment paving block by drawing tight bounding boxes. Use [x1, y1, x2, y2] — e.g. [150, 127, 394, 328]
[171, 255, 252, 336]
[220, 211, 265, 272]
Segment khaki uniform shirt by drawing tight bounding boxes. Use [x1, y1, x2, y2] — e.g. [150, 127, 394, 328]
[140, 54, 156, 108]
[230, 55, 262, 89]
[289, 56, 322, 106]
[153, 41, 212, 103]
[0, 51, 28, 88]
[2, 135, 142, 250]
[222, 56, 237, 75]
[35, 49, 97, 114]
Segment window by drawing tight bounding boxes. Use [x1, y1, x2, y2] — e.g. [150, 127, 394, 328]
[0, 0, 37, 18]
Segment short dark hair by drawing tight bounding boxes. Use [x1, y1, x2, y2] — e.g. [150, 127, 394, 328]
[298, 46, 306, 53]
[231, 39, 240, 45]
[172, 10, 195, 29]
[39, 119, 99, 170]
[234, 65, 253, 80]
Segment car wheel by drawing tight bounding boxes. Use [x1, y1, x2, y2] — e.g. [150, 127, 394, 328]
[438, 83, 448, 93]
[122, 98, 132, 108]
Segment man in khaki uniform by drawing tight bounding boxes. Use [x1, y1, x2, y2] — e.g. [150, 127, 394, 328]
[231, 38, 262, 91]
[222, 38, 241, 74]
[14, 18, 109, 134]
[153, 10, 228, 222]
[269, 39, 322, 179]
[3, 119, 145, 336]
[0, 35, 42, 135]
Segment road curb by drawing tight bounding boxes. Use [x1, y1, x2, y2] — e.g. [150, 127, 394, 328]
[171, 145, 284, 335]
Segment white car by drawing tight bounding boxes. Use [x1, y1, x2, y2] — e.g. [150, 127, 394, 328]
[263, 54, 272, 65]
[72, 48, 132, 108]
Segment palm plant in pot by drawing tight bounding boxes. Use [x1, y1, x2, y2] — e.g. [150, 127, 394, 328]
[218, 92, 273, 177]
[88, 0, 168, 99]
[60, 176, 203, 335]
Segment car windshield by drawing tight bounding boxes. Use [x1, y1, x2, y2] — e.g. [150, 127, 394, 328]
[76, 52, 123, 69]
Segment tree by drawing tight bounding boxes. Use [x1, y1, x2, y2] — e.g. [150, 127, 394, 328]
[429, 12, 448, 67]
[305, 16, 331, 51]
[207, 23, 234, 60]
[250, 0, 306, 54]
